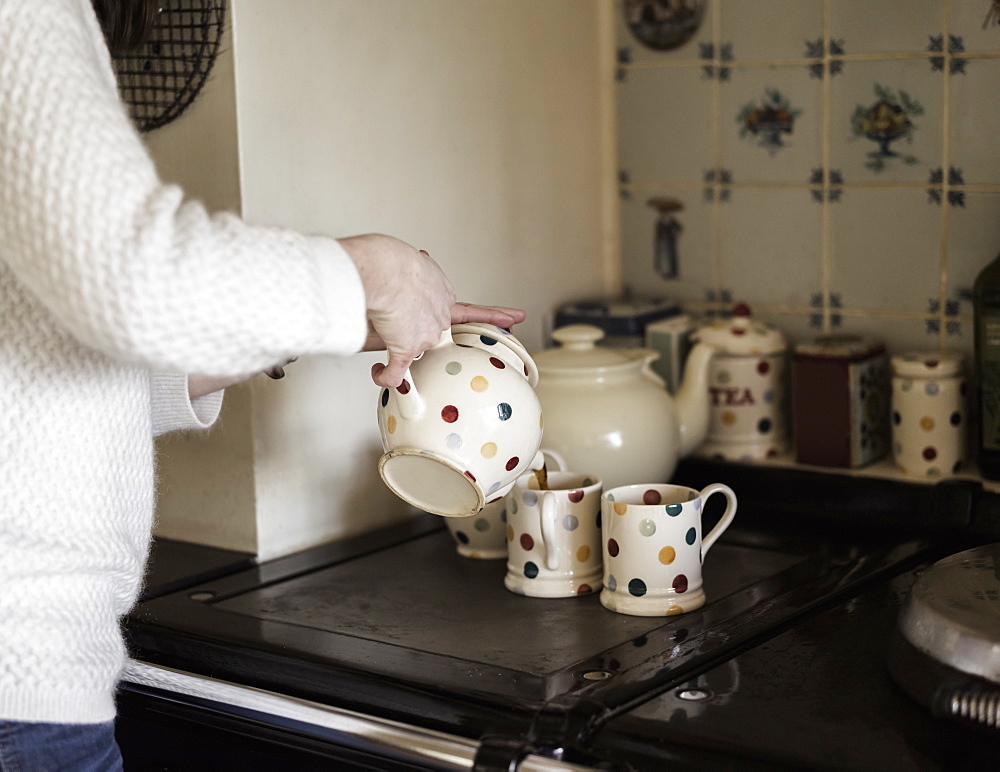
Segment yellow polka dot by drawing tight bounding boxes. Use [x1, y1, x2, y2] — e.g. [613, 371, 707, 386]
[722, 411, 737, 426]
[507, 525, 514, 541]
[539, 413, 544, 429]
[481, 442, 497, 458]
[576, 545, 591, 562]
[386, 415, 397, 434]
[471, 376, 489, 392]
[666, 605, 684, 615]
[614, 502, 628, 516]
[658, 545, 676, 565]
[920, 416, 935, 431]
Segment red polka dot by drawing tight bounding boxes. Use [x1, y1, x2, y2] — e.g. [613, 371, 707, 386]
[490, 357, 506, 369]
[923, 446, 937, 461]
[568, 490, 584, 503]
[520, 533, 534, 550]
[396, 379, 411, 394]
[925, 359, 939, 368]
[607, 538, 620, 557]
[577, 584, 592, 595]
[673, 574, 689, 593]
[757, 360, 770, 375]
[464, 470, 476, 482]
[505, 457, 519, 471]
[441, 405, 459, 423]
[732, 327, 746, 336]
[643, 489, 662, 505]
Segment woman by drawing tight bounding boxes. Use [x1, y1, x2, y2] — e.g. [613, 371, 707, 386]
[0, 1, 524, 768]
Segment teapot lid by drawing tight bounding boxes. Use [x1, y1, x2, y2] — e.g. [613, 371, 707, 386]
[691, 303, 785, 355]
[534, 324, 648, 372]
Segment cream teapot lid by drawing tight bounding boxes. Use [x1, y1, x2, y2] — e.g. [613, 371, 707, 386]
[691, 303, 785, 355]
[534, 324, 650, 371]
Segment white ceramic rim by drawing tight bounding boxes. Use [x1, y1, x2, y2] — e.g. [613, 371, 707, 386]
[378, 449, 485, 517]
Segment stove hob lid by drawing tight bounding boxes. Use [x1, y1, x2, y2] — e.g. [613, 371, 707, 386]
[897, 542, 1000, 685]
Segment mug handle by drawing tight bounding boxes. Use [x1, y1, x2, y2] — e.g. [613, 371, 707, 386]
[699, 483, 738, 556]
[539, 491, 561, 571]
[539, 448, 566, 472]
[395, 328, 453, 420]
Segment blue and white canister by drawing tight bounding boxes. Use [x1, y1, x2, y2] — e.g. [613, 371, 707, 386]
[891, 352, 966, 478]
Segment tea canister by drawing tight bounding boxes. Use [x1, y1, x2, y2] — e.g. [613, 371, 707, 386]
[890, 352, 967, 479]
[792, 335, 890, 468]
[691, 304, 787, 461]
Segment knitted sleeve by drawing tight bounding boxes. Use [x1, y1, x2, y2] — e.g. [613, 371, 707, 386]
[0, 0, 368, 376]
[149, 371, 225, 437]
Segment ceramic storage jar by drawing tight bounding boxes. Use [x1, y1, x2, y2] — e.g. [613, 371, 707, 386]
[890, 352, 967, 479]
[691, 304, 788, 461]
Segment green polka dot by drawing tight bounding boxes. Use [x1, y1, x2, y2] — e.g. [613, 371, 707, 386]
[474, 518, 490, 532]
[445, 361, 462, 375]
[639, 519, 656, 536]
[901, 379, 913, 392]
[665, 503, 683, 517]
[685, 527, 697, 545]
[716, 370, 731, 385]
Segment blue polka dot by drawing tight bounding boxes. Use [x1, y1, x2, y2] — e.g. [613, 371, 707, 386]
[628, 578, 647, 597]
[763, 390, 775, 404]
[607, 574, 617, 592]
[498, 403, 513, 421]
[524, 491, 538, 507]
[380, 389, 390, 407]
[480, 336, 498, 346]
[563, 515, 579, 531]
[757, 418, 772, 434]
[487, 481, 502, 494]
[685, 527, 697, 545]
[666, 503, 683, 517]
[446, 433, 462, 450]
[925, 382, 940, 396]
[524, 561, 539, 578]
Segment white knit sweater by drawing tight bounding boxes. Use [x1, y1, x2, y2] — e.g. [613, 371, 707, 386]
[0, 0, 368, 723]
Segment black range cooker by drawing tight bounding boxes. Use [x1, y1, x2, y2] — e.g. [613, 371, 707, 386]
[115, 459, 1000, 770]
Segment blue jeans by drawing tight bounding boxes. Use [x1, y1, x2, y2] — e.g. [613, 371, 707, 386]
[0, 721, 122, 772]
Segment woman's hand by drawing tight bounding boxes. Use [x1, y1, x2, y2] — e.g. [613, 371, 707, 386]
[340, 234, 456, 388]
[365, 302, 526, 385]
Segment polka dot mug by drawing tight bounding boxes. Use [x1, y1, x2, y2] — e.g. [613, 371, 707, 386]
[377, 323, 545, 517]
[600, 483, 737, 617]
[504, 470, 603, 598]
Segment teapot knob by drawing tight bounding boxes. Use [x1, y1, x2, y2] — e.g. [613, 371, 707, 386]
[551, 324, 604, 351]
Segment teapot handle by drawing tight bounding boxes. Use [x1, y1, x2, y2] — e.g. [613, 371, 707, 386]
[395, 328, 453, 421]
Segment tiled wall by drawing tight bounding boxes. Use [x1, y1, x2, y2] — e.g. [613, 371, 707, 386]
[615, 0, 1000, 361]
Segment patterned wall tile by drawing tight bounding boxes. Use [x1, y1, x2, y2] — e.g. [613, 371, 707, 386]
[720, 66, 822, 183]
[720, 0, 823, 61]
[949, 57, 1000, 183]
[829, 188, 942, 312]
[620, 189, 714, 301]
[830, 0, 943, 54]
[615, 0, 713, 64]
[952, 0, 1000, 53]
[829, 59, 943, 183]
[838, 316, 952, 357]
[718, 189, 822, 308]
[618, 65, 713, 183]
[948, 192, 1000, 301]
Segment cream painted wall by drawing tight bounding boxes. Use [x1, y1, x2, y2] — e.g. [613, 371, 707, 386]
[150, 0, 617, 560]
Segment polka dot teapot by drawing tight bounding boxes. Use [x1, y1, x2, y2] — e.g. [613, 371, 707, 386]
[377, 323, 544, 517]
[531, 324, 717, 490]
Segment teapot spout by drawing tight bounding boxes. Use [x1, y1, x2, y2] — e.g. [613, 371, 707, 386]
[675, 342, 717, 458]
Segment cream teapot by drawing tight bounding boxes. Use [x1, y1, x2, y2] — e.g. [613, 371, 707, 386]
[532, 325, 716, 489]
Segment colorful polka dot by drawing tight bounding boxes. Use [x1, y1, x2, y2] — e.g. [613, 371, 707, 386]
[607, 538, 620, 557]
[923, 447, 937, 461]
[722, 411, 737, 426]
[639, 519, 656, 536]
[673, 574, 689, 593]
[505, 456, 519, 471]
[524, 491, 538, 507]
[925, 382, 940, 396]
[454, 531, 469, 545]
[643, 489, 662, 505]
[442, 405, 459, 423]
[666, 605, 684, 615]
[480, 336, 498, 346]
[920, 416, 935, 431]
[524, 562, 539, 578]
[692, 498, 702, 510]
[628, 578, 647, 597]
[659, 546, 676, 564]
[716, 370, 731, 385]
[446, 433, 462, 450]
[665, 503, 683, 517]
[607, 574, 618, 592]
[380, 389, 390, 407]
[481, 442, 497, 458]
[506, 525, 514, 541]
[471, 376, 489, 392]
[445, 361, 462, 375]
[509, 500, 518, 516]
[396, 379, 411, 395]
[520, 533, 534, 550]
[577, 584, 593, 595]
[892, 411, 901, 425]
[474, 518, 490, 532]
[386, 415, 397, 434]
[757, 418, 772, 433]
[497, 403, 512, 421]
[563, 515, 579, 531]
[489, 357, 506, 369]
[685, 527, 697, 545]
[951, 412, 962, 426]
[464, 470, 476, 482]
[576, 545, 591, 562]
[757, 360, 770, 375]
[568, 490, 584, 503]
[613, 502, 628, 516]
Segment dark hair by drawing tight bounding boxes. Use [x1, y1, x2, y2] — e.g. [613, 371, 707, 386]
[91, 0, 160, 54]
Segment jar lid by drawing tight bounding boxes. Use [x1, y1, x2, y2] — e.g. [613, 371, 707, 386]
[534, 324, 646, 372]
[794, 335, 885, 360]
[690, 303, 785, 355]
[891, 351, 964, 378]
